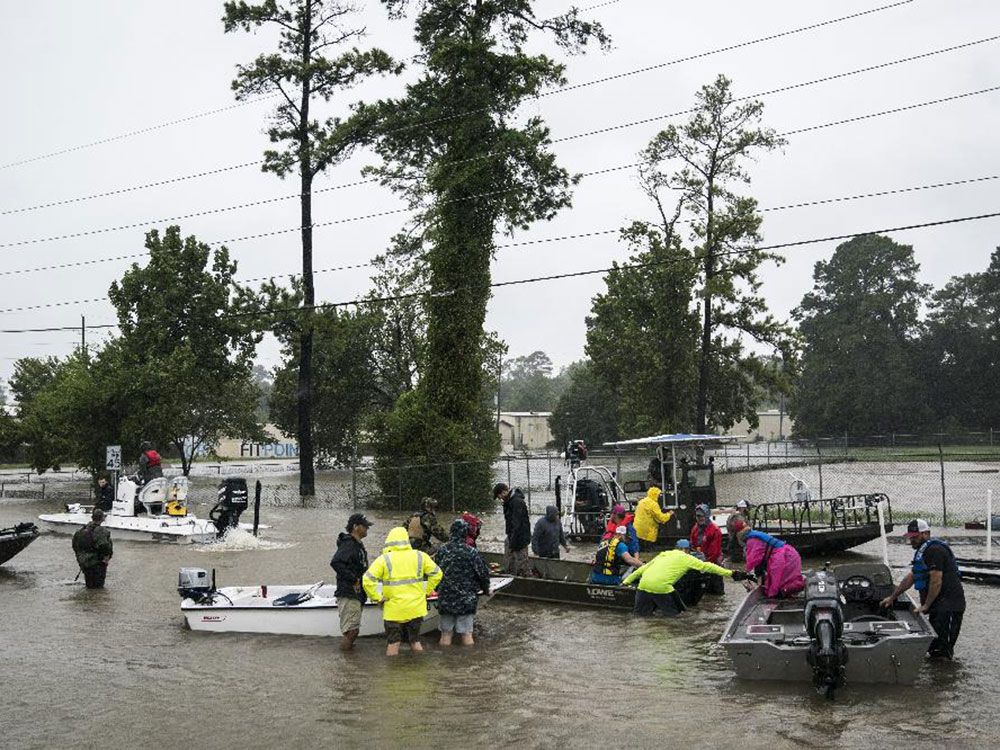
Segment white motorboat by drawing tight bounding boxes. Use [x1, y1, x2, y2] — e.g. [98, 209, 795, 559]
[39, 476, 262, 545]
[719, 561, 935, 697]
[179, 568, 514, 638]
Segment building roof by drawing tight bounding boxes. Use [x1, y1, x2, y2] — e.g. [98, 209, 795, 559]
[498, 411, 553, 417]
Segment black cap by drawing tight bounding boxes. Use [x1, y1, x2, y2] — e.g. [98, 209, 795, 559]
[346, 513, 373, 531]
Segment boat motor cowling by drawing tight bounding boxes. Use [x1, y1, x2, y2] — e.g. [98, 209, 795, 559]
[178, 567, 215, 603]
[803, 569, 848, 698]
[209, 478, 249, 537]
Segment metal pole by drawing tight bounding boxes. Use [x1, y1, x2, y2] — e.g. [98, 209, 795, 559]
[506, 458, 511, 489]
[877, 499, 889, 567]
[398, 466, 403, 511]
[253, 480, 262, 537]
[351, 461, 357, 510]
[450, 462, 456, 512]
[81, 315, 86, 354]
[525, 457, 532, 508]
[747, 442, 751, 470]
[767, 441, 771, 468]
[938, 443, 947, 526]
[816, 445, 824, 499]
[987, 489, 994, 562]
[548, 453, 552, 491]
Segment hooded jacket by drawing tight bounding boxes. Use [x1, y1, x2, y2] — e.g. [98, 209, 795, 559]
[690, 506, 722, 564]
[503, 488, 531, 551]
[435, 519, 492, 616]
[531, 505, 567, 558]
[330, 531, 369, 602]
[634, 487, 673, 543]
[623, 549, 732, 594]
[363, 527, 442, 622]
[744, 531, 805, 598]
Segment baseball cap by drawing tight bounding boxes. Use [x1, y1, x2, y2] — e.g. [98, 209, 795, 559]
[736, 499, 750, 509]
[346, 513, 374, 531]
[904, 519, 930, 538]
[675, 539, 691, 549]
[615, 525, 628, 535]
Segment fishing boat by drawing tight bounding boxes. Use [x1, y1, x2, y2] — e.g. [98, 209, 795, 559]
[480, 551, 637, 609]
[39, 476, 261, 544]
[0, 522, 40, 565]
[955, 556, 1000, 585]
[719, 561, 935, 697]
[178, 568, 514, 637]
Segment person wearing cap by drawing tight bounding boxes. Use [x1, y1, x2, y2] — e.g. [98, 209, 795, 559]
[623, 545, 749, 617]
[532, 505, 571, 559]
[589, 525, 643, 585]
[690, 504, 724, 594]
[406, 497, 448, 554]
[331, 513, 374, 651]
[603, 504, 640, 556]
[633, 486, 673, 552]
[879, 519, 966, 658]
[499, 483, 532, 575]
[72, 508, 113, 589]
[672, 539, 710, 607]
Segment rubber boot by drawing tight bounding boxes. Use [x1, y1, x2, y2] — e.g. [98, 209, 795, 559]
[340, 629, 359, 652]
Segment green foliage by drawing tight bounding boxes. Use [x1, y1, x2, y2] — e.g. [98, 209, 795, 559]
[548, 360, 618, 448]
[636, 75, 793, 433]
[353, 1, 609, 503]
[500, 350, 563, 412]
[791, 234, 931, 436]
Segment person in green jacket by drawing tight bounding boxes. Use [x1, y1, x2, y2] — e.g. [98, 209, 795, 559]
[72, 508, 114, 589]
[623, 548, 749, 617]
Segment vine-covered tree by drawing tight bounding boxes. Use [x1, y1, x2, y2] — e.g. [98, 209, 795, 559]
[351, 1, 609, 504]
[792, 234, 931, 436]
[223, 0, 399, 496]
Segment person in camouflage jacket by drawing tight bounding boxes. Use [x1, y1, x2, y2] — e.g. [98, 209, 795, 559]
[434, 518, 491, 645]
[72, 508, 114, 589]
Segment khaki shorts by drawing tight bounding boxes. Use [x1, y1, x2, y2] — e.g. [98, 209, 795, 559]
[337, 597, 363, 634]
[384, 617, 424, 644]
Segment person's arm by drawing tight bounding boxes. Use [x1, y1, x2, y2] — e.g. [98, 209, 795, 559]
[431, 519, 448, 543]
[99, 531, 113, 562]
[363, 556, 385, 603]
[919, 571, 944, 613]
[744, 540, 764, 573]
[684, 555, 733, 578]
[423, 552, 443, 593]
[879, 570, 914, 609]
[622, 561, 650, 586]
[559, 525, 569, 551]
[330, 547, 350, 577]
[622, 550, 642, 567]
[473, 551, 491, 594]
[653, 505, 673, 524]
[531, 520, 542, 555]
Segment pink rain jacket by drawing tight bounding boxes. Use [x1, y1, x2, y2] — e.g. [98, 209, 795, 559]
[745, 538, 805, 598]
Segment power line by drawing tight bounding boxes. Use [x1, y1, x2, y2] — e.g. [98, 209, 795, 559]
[0, 1, 914, 202]
[6, 32, 997, 251]
[4, 208, 1000, 331]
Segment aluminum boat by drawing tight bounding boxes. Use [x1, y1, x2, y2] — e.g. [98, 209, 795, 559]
[0, 522, 40, 565]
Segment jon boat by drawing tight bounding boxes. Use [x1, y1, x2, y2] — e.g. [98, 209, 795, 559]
[955, 556, 1000, 585]
[178, 568, 514, 637]
[719, 561, 935, 697]
[480, 551, 637, 609]
[0, 522, 40, 565]
[39, 476, 261, 545]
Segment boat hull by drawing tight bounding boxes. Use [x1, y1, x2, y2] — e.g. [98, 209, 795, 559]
[0, 524, 40, 565]
[480, 551, 637, 609]
[182, 578, 513, 638]
[38, 512, 256, 544]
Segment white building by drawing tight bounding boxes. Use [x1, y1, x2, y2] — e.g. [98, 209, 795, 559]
[498, 412, 554, 450]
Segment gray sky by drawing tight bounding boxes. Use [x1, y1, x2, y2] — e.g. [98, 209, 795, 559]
[1, 0, 998, 383]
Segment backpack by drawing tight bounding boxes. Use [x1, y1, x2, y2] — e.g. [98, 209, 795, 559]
[406, 513, 426, 540]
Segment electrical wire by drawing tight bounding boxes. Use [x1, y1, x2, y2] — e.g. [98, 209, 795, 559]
[3, 208, 1000, 331]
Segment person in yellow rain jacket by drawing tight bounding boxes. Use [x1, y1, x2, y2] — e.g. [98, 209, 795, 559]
[363, 527, 443, 656]
[623, 548, 750, 617]
[633, 486, 673, 551]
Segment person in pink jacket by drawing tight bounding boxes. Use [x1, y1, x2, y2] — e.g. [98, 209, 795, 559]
[738, 528, 805, 598]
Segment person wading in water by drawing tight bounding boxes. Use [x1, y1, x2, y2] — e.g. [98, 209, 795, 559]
[72, 508, 114, 589]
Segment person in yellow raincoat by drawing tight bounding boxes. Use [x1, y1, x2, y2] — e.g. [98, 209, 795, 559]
[363, 526, 443, 656]
[633, 486, 673, 551]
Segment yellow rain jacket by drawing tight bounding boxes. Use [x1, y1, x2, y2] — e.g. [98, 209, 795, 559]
[633, 487, 673, 543]
[623, 549, 732, 594]
[363, 527, 443, 623]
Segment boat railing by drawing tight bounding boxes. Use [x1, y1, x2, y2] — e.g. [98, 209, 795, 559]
[749, 493, 893, 535]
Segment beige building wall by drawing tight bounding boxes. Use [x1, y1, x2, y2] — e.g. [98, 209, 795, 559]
[498, 412, 554, 450]
[726, 409, 794, 441]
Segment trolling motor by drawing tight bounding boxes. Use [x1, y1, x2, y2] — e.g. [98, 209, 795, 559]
[178, 567, 215, 603]
[804, 568, 848, 698]
[209, 477, 249, 538]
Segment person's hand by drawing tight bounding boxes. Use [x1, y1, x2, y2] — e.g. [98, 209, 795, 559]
[914, 604, 928, 615]
[731, 570, 750, 582]
[563, 545, 571, 553]
[878, 596, 895, 610]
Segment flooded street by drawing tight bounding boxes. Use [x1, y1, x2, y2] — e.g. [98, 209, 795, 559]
[3, 499, 999, 749]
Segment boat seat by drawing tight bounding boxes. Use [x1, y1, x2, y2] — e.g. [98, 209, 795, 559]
[766, 606, 805, 625]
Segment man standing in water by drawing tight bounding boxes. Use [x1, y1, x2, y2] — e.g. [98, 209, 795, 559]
[435, 518, 492, 646]
[498, 483, 531, 575]
[880, 519, 966, 659]
[72, 508, 113, 589]
[331, 513, 373, 652]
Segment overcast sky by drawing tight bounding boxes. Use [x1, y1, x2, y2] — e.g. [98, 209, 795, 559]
[1, 0, 998, 383]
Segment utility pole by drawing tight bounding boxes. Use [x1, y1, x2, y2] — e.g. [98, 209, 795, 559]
[495, 353, 502, 429]
[80, 316, 86, 355]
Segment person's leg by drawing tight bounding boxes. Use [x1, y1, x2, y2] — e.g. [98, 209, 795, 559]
[439, 613, 455, 646]
[928, 610, 963, 658]
[457, 614, 475, 646]
[651, 592, 684, 617]
[385, 621, 402, 657]
[706, 572, 725, 595]
[947, 610, 964, 655]
[515, 548, 533, 577]
[407, 619, 425, 653]
[339, 599, 362, 651]
[633, 590, 657, 616]
[503, 539, 515, 574]
[83, 565, 104, 589]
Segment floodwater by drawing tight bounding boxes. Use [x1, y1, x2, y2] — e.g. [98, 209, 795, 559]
[2, 499, 999, 749]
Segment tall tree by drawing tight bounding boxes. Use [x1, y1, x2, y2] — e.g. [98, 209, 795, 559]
[352, 1, 609, 503]
[501, 350, 558, 412]
[548, 360, 618, 448]
[792, 234, 931, 436]
[109, 226, 266, 474]
[639, 75, 791, 433]
[224, 0, 399, 497]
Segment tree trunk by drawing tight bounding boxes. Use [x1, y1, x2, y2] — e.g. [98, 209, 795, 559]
[297, 5, 316, 498]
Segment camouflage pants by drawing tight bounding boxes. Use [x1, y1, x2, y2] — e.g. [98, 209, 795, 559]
[503, 541, 532, 576]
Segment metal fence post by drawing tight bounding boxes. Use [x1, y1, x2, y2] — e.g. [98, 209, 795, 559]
[938, 442, 947, 526]
[351, 463, 357, 510]
[526, 457, 532, 509]
[398, 466, 403, 511]
[816, 445, 824, 499]
[507, 458, 511, 489]
[41, 482, 45, 500]
[547, 454, 552, 491]
[450, 462, 456, 512]
[747, 443, 751, 470]
[767, 441, 771, 467]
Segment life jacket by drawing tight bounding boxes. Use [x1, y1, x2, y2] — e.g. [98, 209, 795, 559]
[144, 450, 161, 468]
[912, 538, 958, 592]
[592, 538, 624, 578]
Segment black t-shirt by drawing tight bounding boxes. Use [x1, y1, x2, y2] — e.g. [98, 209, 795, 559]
[920, 544, 966, 612]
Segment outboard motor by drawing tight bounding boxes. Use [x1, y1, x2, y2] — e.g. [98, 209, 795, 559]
[178, 567, 215, 603]
[209, 477, 249, 538]
[804, 569, 848, 698]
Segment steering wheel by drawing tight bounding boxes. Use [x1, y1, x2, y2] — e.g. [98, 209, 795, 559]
[840, 574, 876, 603]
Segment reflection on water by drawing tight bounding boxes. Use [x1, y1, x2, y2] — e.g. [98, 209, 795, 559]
[2, 501, 999, 749]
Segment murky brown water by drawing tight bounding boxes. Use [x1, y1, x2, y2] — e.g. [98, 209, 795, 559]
[2, 498, 999, 749]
